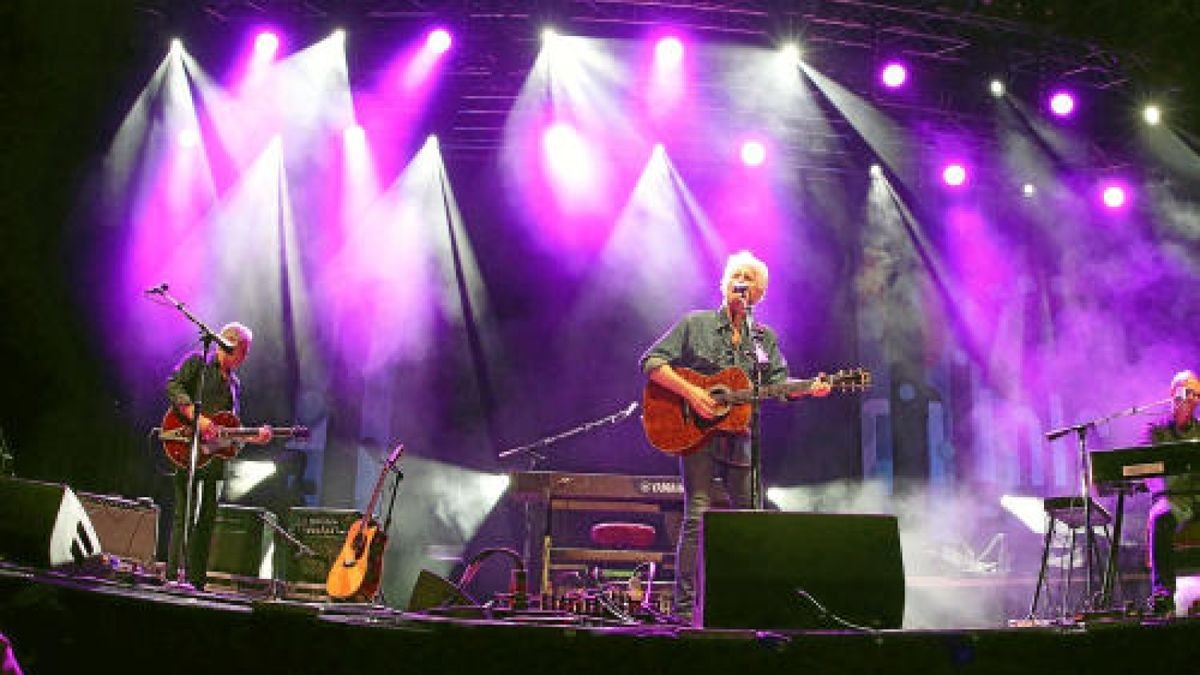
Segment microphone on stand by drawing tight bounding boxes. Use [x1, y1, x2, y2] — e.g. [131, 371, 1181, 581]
[144, 282, 169, 295]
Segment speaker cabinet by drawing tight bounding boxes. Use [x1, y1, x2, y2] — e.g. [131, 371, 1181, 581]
[283, 507, 362, 585]
[0, 476, 102, 568]
[701, 511, 904, 630]
[207, 504, 275, 579]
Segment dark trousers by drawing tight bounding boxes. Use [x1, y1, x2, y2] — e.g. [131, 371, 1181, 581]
[166, 463, 221, 588]
[1148, 498, 1189, 595]
[674, 443, 753, 623]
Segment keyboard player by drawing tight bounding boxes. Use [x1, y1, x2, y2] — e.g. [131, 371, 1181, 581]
[1146, 370, 1200, 616]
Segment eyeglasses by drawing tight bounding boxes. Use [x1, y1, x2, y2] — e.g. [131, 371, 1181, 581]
[1175, 388, 1200, 402]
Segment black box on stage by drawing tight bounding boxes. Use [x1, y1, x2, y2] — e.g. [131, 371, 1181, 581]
[207, 504, 275, 579]
[701, 511, 905, 630]
[278, 507, 361, 601]
[77, 492, 159, 567]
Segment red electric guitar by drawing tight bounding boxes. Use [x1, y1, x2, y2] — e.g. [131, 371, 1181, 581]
[158, 408, 309, 469]
[641, 366, 871, 455]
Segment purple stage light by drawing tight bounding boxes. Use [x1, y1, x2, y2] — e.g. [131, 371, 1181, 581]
[655, 36, 684, 68]
[880, 62, 907, 89]
[254, 31, 280, 61]
[427, 28, 452, 54]
[1101, 183, 1127, 209]
[942, 163, 967, 187]
[1048, 90, 1076, 117]
[740, 140, 766, 167]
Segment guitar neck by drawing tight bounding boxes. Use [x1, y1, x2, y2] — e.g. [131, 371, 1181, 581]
[218, 427, 303, 439]
[722, 377, 819, 404]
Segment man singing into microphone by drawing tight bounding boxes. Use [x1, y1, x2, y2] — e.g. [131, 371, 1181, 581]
[164, 322, 271, 589]
[1146, 369, 1200, 616]
[639, 250, 830, 625]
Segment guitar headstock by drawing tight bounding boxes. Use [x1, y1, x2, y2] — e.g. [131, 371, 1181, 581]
[826, 368, 872, 392]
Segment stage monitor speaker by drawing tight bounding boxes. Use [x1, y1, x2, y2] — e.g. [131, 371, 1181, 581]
[407, 569, 476, 612]
[701, 510, 904, 630]
[0, 476, 102, 568]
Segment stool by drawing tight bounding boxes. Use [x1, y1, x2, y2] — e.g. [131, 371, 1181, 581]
[1027, 496, 1111, 620]
[590, 522, 657, 549]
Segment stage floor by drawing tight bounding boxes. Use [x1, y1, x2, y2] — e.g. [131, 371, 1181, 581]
[1, 563, 1199, 675]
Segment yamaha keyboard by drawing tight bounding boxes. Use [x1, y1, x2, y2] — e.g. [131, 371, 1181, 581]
[509, 471, 683, 503]
[1090, 439, 1200, 491]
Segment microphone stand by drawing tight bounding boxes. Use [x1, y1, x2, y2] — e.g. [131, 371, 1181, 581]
[1043, 397, 1172, 612]
[744, 303, 770, 511]
[149, 286, 231, 588]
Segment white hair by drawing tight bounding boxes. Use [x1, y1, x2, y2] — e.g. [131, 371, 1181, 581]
[219, 321, 254, 346]
[719, 250, 769, 295]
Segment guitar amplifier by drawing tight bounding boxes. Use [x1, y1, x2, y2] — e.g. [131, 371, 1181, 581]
[76, 492, 159, 568]
[280, 507, 361, 601]
[207, 504, 275, 583]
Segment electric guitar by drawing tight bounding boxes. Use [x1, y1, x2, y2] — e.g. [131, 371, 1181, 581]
[158, 408, 309, 469]
[326, 443, 405, 602]
[641, 367, 871, 455]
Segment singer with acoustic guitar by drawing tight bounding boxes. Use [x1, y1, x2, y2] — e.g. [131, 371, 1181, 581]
[164, 321, 272, 589]
[639, 250, 833, 626]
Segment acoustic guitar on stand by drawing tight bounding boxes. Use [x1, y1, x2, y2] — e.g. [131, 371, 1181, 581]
[326, 443, 405, 602]
[641, 367, 871, 455]
[158, 408, 309, 469]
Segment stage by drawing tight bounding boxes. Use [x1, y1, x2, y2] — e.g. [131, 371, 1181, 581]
[2, 563, 1198, 675]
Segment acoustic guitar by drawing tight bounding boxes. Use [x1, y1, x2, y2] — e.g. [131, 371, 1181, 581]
[326, 443, 405, 602]
[159, 408, 309, 469]
[641, 366, 871, 455]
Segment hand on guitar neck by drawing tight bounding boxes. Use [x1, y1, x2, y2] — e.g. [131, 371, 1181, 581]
[180, 404, 273, 445]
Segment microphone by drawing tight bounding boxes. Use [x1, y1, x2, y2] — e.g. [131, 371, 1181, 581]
[144, 282, 168, 295]
[732, 282, 749, 296]
[212, 332, 236, 354]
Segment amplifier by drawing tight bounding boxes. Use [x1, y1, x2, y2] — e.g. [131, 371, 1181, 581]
[281, 507, 361, 599]
[76, 492, 159, 567]
[207, 504, 275, 580]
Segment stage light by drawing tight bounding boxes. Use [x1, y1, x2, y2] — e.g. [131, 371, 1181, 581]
[1101, 184, 1127, 209]
[541, 27, 559, 43]
[655, 36, 684, 69]
[254, 31, 280, 61]
[1022, 183, 1036, 197]
[740, 140, 766, 167]
[343, 124, 365, 144]
[869, 163, 883, 178]
[942, 163, 967, 187]
[178, 128, 200, 148]
[427, 28, 452, 54]
[780, 43, 802, 63]
[169, 38, 183, 56]
[880, 62, 908, 89]
[989, 79, 1005, 97]
[424, 134, 439, 151]
[1143, 104, 1162, 126]
[1048, 90, 1076, 117]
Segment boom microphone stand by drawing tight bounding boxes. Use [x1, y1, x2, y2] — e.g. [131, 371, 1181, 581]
[146, 283, 233, 587]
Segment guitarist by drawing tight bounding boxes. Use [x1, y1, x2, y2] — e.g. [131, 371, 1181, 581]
[639, 250, 830, 625]
[164, 322, 271, 589]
